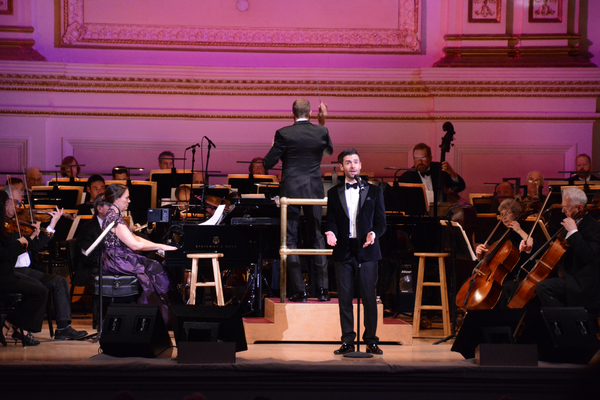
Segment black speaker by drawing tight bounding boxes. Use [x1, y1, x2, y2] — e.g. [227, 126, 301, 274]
[451, 308, 527, 359]
[530, 307, 600, 364]
[171, 305, 247, 363]
[100, 304, 172, 358]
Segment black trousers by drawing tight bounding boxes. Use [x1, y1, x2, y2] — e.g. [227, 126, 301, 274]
[536, 277, 567, 307]
[0, 273, 48, 332]
[335, 253, 379, 345]
[17, 267, 72, 328]
[286, 204, 328, 294]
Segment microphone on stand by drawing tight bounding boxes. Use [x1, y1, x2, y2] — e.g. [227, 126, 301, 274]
[204, 136, 217, 148]
[186, 143, 201, 151]
[354, 174, 365, 190]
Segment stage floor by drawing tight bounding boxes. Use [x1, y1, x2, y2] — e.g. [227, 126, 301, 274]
[1, 313, 599, 400]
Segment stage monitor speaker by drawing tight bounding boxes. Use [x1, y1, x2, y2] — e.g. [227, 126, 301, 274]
[100, 304, 172, 358]
[531, 307, 600, 364]
[451, 308, 527, 359]
[171, 305, 247, 363]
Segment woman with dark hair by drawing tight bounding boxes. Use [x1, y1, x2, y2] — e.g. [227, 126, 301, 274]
[0, 190, 48, 346]
[60, 156, 80, 178]
[102, 183, 181, 324]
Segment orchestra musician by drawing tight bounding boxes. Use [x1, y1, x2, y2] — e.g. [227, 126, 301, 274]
[101, 183, 182, 325]
[533, 188, 600, 309]
[75, 194, 110, 286]
[76, 174, 106, 216]
[523, 171, 544, 202]
[475, 198, 535, 308]
[3, 187, 88, 341]
[489, 181, 516, 213]
[567, 153, 600, 185]
[263, 99, 332, 302]
[158, 151, 175, 170]
[60, 156, 81, 178]
[325, 149, 386, 355]
[249, 157, 267, 175]
[398, 143, 466, 204]
[112, 166, 129, 180]
[0, 190, 48, 347]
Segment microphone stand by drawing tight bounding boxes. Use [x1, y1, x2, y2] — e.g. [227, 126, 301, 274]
[201, 141, 214, 219]
[190, 146, 198, 210]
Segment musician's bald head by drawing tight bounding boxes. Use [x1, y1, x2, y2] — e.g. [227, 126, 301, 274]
[292, 99, 311, 120]
[26, 166, 43, 187]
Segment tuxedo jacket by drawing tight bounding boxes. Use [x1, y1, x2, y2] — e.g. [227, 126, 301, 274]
[567, 174, 600, 186]
[398, 161, 466, 194]
[562, 213, 600, 309]
[264, 120, 333, 199]
[75, 216, 102, 285]
[324, 182, 387, 263]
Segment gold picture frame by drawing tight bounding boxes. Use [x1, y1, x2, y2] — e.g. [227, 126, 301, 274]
[469, 0, 502, 23]
[529, 0, 562, 23]
[0, 0, 13, 15]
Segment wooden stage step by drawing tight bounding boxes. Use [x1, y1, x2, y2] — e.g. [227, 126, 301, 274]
[243, 298, 412, 345]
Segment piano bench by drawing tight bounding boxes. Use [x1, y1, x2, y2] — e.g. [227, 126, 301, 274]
[186, 253, 225, 306]
[412, 252, 451, 338]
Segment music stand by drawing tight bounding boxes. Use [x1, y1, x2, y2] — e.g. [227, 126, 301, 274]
[150, 169, 194, 204]
[83, 221, 115, 342]
[384, 183, 428, 215]
[434, 220, 476, 345]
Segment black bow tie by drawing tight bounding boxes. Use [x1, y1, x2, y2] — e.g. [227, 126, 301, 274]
[420, 170, 431, 178]
[346, 182, 359, 190]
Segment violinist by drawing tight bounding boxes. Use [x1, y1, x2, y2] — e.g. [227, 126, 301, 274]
[398, 143, 466, 204]
[3, 187, 88, 341]
[0, 190, 48, 346]
[534, 188, 600, 309]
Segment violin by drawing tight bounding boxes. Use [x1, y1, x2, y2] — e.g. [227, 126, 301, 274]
[5, 219, 36, 237]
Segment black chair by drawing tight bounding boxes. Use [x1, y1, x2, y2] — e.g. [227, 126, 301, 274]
[0, 293, 26, 347]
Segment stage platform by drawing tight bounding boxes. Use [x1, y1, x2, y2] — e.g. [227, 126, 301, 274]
[243, 298, 412, 344]
[1, 314, 598, 400]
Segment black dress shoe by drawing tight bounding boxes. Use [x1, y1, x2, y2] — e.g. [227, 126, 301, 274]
[12, 329, 40, 346]
[334, 342, 355, 355]
[365, 343, 383, 355]
[54, 326, 88, 340]
[288, 291, 308, 303]
[317, 288, 330, 302]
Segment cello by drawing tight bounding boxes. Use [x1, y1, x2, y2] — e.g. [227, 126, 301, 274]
[507, 207, 588, 309]
[455, 218, 520, 310]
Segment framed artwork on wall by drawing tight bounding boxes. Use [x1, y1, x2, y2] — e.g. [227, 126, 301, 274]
[529, 0, 562, 23]
[468, 0, 501, 23]
[0, 0, 13, 15]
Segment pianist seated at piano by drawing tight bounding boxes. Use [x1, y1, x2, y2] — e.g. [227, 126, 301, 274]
[102, 183, 182, 325]
[398, 142, 465, 204]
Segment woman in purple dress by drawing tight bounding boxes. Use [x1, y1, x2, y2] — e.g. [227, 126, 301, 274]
[101, 183, 181, 324]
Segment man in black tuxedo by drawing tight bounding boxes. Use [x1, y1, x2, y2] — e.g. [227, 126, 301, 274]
[76, 194, 110, 286]
[535, 187, 600, 310]
[76, 174, 105, 216]
[567, 153, 600, 185]
[398, 142, 465, 204]
[325, 149, 387, 355]
[264, 99, 332, 302]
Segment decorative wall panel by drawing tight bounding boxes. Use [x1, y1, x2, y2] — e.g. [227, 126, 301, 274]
[59, 0, 421, 54]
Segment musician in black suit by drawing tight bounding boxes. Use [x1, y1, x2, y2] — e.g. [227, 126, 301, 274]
[398, 143, 465, 204]
[76, 174, 105, 216]
[76, 194, 109, 286]
[325, 149, 386, 355]
[567, 154, 600, 185]
[264, 99, 333, 302]
[535, 187, 600, 310]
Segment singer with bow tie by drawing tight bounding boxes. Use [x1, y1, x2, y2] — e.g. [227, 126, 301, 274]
[325, 149, 387, 355]
[398, 142, 465, 204]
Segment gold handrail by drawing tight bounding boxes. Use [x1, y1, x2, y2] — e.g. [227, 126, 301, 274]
[279, 197, 333, 302]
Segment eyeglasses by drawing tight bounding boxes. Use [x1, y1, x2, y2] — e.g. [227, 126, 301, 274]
[500, 211, 513, 218]
[414, 157, 430, 162]
[527, 179, 543, 185]
[13, 200, 24, 209]
[561, 205, 577, 211]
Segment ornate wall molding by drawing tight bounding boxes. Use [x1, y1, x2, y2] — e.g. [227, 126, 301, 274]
[59, 0, 421, 54]
[0, 138, 28, 171]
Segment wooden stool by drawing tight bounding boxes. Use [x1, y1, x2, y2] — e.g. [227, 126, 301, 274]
[186, 253, 225, 306]
[412, 252, 451, 337]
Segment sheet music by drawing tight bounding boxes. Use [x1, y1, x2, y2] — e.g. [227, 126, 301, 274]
[200, 204, 226, 225]
[84, 221, 115, 257]
[440, 220, 477, 261]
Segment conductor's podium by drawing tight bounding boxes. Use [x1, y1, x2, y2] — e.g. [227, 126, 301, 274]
[243, 298, 412, 345]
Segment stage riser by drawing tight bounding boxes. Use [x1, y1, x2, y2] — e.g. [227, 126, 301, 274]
[243, 298, 412, 344]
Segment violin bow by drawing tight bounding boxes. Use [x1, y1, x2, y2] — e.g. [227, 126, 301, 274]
[6, 174, 23, 238]
[21, 167, 36, 225]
